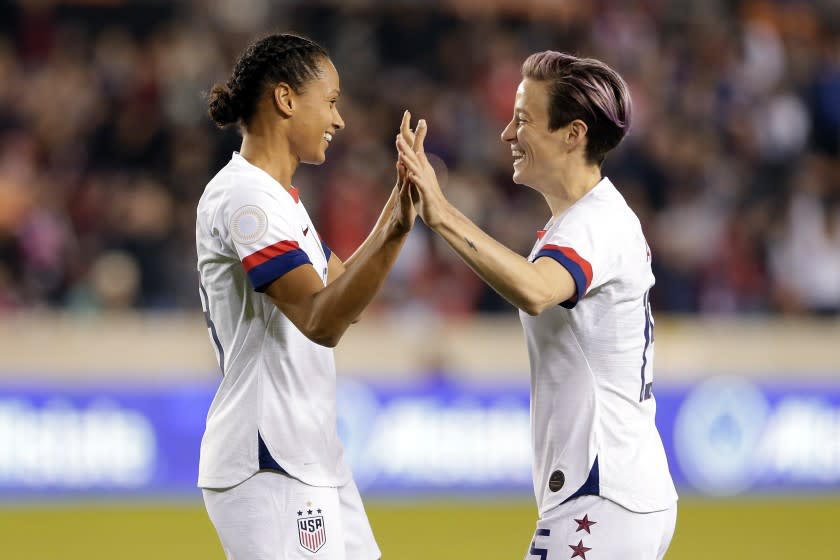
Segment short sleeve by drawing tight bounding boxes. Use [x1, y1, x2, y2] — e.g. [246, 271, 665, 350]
[224, 186, 312, 292]
[533, 213, 612, 309]
[317, 232, 332, 262]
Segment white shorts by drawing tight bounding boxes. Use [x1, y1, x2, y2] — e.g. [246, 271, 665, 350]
[525, 495, 677, 560]
[202, 470, 380, 560]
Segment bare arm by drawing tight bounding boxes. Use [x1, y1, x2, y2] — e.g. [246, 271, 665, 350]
[396, 130, 576, 315]
[265, 190, 408, 346]
[264, 112, 420, 346]
[326, 252, 346, 284]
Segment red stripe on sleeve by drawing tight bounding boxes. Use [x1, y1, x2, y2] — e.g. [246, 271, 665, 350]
[241, 240, 301, 271]
[542, 244, 593, 291]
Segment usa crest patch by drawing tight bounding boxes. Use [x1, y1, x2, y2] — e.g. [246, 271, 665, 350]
[297, 509, 326, 553]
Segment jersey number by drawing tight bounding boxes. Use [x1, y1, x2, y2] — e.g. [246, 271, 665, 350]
[528, 529, 550, 559]
[199, 282, 225, 375]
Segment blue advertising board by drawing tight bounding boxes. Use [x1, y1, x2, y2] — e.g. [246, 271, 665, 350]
[1, 375, 839, 498]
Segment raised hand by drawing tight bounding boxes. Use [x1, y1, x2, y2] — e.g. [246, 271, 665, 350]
[395, 117, 446, 228]
[392, 111, 423, 232]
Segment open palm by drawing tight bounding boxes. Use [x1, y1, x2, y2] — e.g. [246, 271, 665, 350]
[396, 119, 445, 229]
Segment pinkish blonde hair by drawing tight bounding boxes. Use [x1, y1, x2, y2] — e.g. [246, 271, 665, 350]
[522, 51, 632, 165]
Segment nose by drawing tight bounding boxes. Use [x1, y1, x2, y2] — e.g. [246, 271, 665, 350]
[501, 118, 516, 143]
[333, 107, 345, 131]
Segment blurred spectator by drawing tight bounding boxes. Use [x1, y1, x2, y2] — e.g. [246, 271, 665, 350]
[768, 155, 840, 315]
[1, 0, 839, 317]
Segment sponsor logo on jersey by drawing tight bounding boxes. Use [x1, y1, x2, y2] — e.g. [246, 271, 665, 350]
[297, 509, 326, 553]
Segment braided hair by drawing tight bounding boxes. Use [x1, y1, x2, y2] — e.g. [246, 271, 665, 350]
[208, 33, 328, 129]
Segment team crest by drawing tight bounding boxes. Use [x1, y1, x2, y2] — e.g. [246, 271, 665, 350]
[297, 508, 326, 553]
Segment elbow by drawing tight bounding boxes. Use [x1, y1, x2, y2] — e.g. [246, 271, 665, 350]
[521, 305, 540, 317]
[304, 321, 347, 348]
[520, 302, 544, 316]
[518, 294, 554, 316]
[312, 334, 340, 348]
[516, 281, 570, 316]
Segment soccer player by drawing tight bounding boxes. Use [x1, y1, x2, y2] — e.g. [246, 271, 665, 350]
[196, 34, 421, 559]
[396, 51, 678, 559]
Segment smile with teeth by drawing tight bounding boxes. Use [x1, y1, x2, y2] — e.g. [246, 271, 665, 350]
[324, 132, 333, 143]
[512, 149, 525, 162]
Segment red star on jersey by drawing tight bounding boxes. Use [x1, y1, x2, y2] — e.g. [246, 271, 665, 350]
[574, 514, 597, 534]
[569, 540, 591, 559]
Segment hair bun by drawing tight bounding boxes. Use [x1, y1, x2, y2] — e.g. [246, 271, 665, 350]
[207, 84, 239, 128]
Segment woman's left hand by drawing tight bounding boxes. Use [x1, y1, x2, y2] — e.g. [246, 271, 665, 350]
[395, 118, 446, 229]
[392, 111, 423, 232]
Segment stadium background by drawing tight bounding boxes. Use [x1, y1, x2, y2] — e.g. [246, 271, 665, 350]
[1, 0, 839, 558]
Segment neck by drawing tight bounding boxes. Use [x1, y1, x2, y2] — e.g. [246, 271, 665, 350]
[539, 163, 603, 217]
[239, 123, 298, 188]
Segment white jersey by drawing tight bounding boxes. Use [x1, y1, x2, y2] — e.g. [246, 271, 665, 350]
[520, 177, 677, 515]
[195, 152, 350, 489]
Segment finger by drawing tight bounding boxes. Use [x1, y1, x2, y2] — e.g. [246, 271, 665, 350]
[400, 110, 414, 144]
[396, 159, 410, 186]
[396, 137, 423, 171]
[413, 119, 427, 154]
[397, 144, 423, 176]
[396, 135, 417, 160]
[395, 153, 409, 182]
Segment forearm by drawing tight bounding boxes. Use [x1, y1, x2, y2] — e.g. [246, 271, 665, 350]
[308, 229, 407, 345]
[431, 203, 558, 314]
[343, 187, 402, 270]
[394, 115, 567, 314]
[305, 189, 408, 344]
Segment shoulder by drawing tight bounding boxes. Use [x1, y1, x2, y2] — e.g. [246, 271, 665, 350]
[200, 169, 292, 243]
[544, 179, 646, 284]
[202, 155, 285, 205]
[213, 167, 291, 222]
[563, 178, 641, 238]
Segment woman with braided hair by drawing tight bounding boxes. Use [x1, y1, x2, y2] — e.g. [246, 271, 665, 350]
[196, 33, 420, 559]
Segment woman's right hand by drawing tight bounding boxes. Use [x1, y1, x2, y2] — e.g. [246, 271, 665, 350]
[396, 118, 447, 229]
[392, 111, 420, 233]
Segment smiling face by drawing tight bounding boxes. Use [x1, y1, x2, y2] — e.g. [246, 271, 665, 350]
[500, 78, 568, 189]
[287, 57, 344, 165]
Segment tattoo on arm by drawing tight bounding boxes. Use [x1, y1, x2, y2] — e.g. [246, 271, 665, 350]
[465, 237, 477, 252]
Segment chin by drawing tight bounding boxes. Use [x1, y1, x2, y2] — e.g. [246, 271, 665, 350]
[302, 152, 327, 165]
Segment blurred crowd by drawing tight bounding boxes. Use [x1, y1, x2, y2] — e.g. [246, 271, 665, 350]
[0, 0, 839, 316]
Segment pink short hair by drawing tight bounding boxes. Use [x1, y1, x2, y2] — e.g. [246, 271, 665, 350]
[522, 51, 632, 165]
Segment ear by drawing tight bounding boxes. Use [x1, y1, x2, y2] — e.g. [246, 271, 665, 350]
[272, 83, 294, 117]
[566, 119, 589, 149]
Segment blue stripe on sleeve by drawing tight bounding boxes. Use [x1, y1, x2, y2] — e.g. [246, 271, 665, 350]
[321, 240, 332, 262]
[535, 248, 587, 309]
[247, 249, 312, 292]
